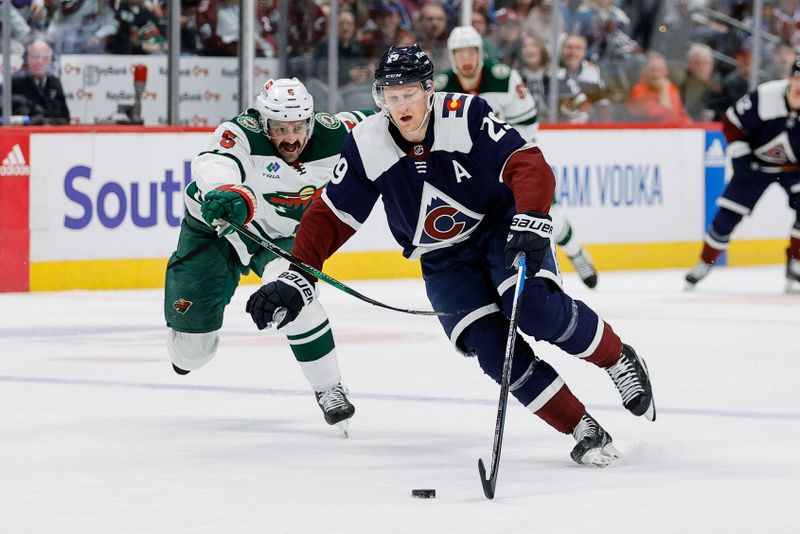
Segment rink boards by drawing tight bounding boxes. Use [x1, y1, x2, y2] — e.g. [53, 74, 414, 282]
[0, 124, 794, 292]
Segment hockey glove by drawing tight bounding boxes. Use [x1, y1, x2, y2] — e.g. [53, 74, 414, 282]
[246, 269, 316, 330]
[200, 184, 257, 236]
[505, 210, 553, 273]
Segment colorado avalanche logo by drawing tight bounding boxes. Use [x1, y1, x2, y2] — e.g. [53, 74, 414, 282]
[762, 144, 789, 163]
[412, 183, 484, 248]
[755, 132, 797, 165]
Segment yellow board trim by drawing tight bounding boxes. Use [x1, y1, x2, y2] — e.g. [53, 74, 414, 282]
[29, 239, 790, 291]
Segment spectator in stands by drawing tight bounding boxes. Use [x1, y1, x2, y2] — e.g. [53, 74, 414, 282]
[572, 0, 637, 63]
[519, 32, 551, 119]
[493, 7, 523, 67]
[471, 7, 503, 62]
[179, 0, 204, 55]
[312, 10, 368, 86]
[415, 2, 450, 70]
[680, 43, 722, 121]
[767, 41, 797, 80]
[108, 0, 167, 54]
[559, 33, 610, 122]
[13, 0, 48, 32]
[626, 51, 692, 125]
[2, 37, 70, 125]
[197, 0, 240, 56]
[359, 0, 413, 60]
[256, 0, 327, 60]
[46, 0, 118, 54]
[706, 44, 752, 117]
[522, 0, 570, 45]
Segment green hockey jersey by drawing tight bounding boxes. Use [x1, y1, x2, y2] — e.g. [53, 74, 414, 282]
[185, 108, 372, 266]
[434, 59, 538, 141]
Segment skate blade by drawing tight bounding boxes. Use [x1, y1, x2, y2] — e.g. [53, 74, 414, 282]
[335, 420, 350, 439]
[643, 400, 656, 422]
[579, 443, 621, 467]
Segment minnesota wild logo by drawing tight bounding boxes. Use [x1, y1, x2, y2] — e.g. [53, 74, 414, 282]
[173, 298, 193, 314]
[263, 186, 322, 222]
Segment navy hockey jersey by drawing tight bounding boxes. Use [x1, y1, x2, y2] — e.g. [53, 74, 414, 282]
[725, 79, 800, 171]
[322, 93, 540, 260]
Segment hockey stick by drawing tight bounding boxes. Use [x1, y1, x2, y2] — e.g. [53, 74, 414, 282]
[478, 253, 527, 499]
[225, 219, 445, 317]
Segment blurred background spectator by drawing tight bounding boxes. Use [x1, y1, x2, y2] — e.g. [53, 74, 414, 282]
[1, 36, 70, 124]
[626, 51, 692, 125]
[415, 1, 450, 70]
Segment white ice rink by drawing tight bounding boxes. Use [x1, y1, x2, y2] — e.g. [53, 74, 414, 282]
[1, 266, 798, 533]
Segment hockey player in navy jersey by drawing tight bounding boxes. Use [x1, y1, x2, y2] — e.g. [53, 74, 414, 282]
[435, 26, 599, 289]
[686, 59, 800, 292]
[246, 46, 655, 466]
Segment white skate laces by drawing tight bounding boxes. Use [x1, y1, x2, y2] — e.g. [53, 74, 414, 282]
[606, 345, 656, 421]
[316, 384, 350, 413]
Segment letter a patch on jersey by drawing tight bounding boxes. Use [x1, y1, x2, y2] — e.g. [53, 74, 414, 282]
[412, 182, 484, 249]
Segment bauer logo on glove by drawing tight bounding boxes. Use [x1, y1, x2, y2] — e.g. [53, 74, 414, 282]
[505, 211, 553, 271]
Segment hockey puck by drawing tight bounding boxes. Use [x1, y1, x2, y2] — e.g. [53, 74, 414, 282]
[411, 489, 436, 499]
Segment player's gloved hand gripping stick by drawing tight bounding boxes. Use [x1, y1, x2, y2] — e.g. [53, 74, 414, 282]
[478, 252, 527, 499]
[225, 220, 445, 325]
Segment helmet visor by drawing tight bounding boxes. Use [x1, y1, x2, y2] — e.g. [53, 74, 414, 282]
[373, 80, 433, 111]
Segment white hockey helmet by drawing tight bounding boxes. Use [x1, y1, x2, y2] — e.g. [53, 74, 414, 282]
[255, 77, 315, 142]
[447, 26, 484, 73]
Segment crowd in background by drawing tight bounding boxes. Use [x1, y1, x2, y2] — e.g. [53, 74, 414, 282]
[3, 0, 800, 122]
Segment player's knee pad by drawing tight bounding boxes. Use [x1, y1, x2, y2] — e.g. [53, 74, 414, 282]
[167, 329, 220, 371]
[460, 312, 537, 386]
[511, 280, 574, 342]
[709, 207, 744, 241]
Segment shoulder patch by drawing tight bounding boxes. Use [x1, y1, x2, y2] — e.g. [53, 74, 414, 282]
[236, 115, 262, 133]
[433, 73, 450, 91]
[491, 63, 511, 80]
[315, 112, 341, 129]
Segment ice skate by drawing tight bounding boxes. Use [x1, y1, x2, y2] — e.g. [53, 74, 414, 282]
[570, 413, 620, 467]
[684, 261, 712, 288]
[568, 248, 598, 288]
[786, 254, 800, 294]
[315, 383, 355, 438]
[607, 344, 656, 421]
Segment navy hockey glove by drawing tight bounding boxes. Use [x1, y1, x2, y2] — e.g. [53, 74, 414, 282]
[201, 184, 257, 236]
[246, 270, 316, 330]
[505, 210, 553, 272]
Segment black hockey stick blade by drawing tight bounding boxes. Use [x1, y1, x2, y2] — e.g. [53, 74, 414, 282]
[478, 458, 496, 499]
[225, 220, 445, 317]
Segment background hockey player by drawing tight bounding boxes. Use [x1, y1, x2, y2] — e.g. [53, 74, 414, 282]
[685, 58, 800, 292]
[435, 26, 598, 289]
[245, 46, 655, 466]
[164, 78, 370, 432]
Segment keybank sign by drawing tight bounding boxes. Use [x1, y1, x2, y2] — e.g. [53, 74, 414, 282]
[63, 161, 193, 229]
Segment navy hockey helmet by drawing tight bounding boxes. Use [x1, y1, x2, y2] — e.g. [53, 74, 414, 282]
[792, 56, 800, 77]
[373, 45, 436, 118]
[374, 44, 434, 87]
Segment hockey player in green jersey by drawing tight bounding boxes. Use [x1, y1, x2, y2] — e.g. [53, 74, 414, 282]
[435, 26, 599, 288]
[164, 78, 370, 434]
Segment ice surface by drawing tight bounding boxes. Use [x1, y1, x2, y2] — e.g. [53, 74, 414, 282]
[1, 266, 798, 533]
